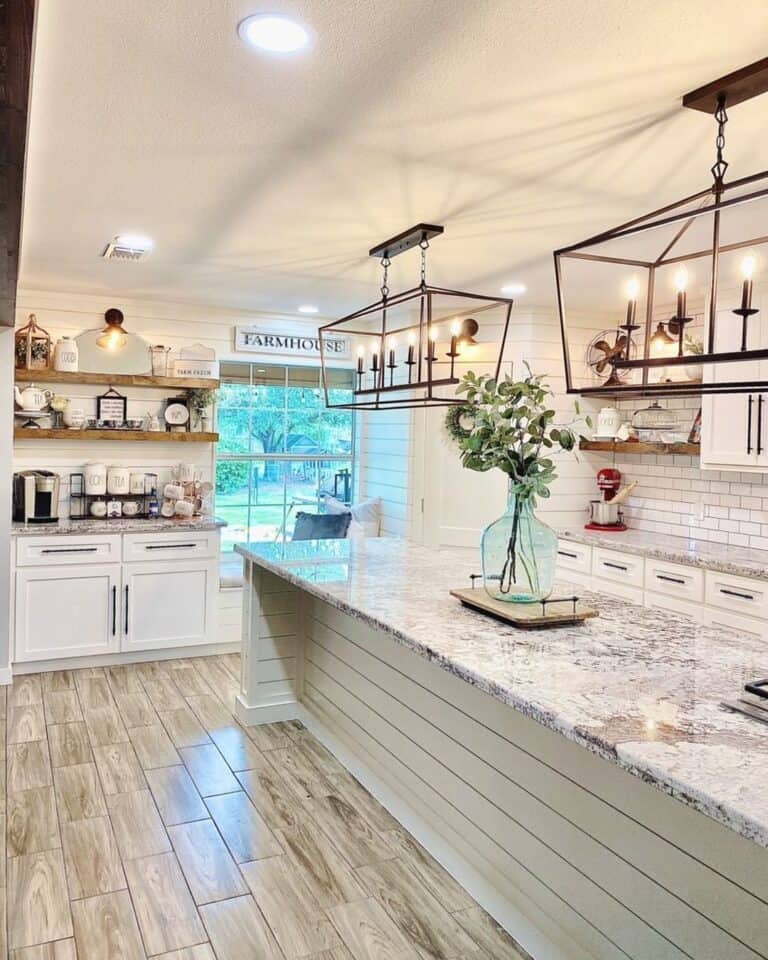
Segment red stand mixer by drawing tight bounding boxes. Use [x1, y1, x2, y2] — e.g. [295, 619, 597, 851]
[585, 467, 636, 531]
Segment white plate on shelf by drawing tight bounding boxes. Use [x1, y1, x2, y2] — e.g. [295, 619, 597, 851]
[164, 403, 189, 426]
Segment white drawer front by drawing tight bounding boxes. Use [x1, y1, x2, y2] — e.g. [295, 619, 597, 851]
[704, 570, 768, 620]
[643, 559, 704, 603]
[596, 579, 644, 605]
[592, 547, 644, 586]
[556, 569, 592, 591]
[556, 540, 592, 575]
[702, 607, 767, 640]
[644, 589, 703, 623]
[16, 535, 121, 567]
[122, 530, 219, 563]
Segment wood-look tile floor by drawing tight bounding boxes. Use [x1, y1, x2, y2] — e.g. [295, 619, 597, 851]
[0, 654, 530, 959]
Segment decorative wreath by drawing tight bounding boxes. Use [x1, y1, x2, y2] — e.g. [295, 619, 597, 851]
[444, 403, 477, 443]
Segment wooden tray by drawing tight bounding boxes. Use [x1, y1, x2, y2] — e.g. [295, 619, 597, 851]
[450, 588, 598, 628]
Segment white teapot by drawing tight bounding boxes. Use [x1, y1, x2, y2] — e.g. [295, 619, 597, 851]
[14, 384, 53, 411]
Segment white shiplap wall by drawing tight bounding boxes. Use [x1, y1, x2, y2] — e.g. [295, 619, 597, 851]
[356, 406, 416, 538]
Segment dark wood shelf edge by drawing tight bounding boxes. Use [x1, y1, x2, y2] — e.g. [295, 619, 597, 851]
[15, 369, 220, 390]
[14, 429, 219, 443]
[580, 440, 700, 456]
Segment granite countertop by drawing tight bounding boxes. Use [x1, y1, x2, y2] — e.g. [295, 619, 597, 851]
[236, 536, 768, 848]
[12, 517, 226, 536]
[558, 527, 768, 580]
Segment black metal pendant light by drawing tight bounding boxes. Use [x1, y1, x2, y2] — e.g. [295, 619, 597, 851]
[555, 57, 768, 398]
[319, 224, 513, 410]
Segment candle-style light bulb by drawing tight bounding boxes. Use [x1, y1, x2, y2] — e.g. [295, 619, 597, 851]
[742, 253, 757, 280]
[370, 342, 379, 374]
[625, 276, 639, 326]
[427, 326, 438, 363]
[387, 337, 397, 367]
[450, 319, 461, 337]
[739, 251, 757, 319]
[674, 267, 688, 319]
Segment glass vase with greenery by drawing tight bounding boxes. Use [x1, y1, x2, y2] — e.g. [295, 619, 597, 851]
[453, 367, 581, 602]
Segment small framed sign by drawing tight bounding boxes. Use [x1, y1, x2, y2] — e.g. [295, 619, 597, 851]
[96, 387, 127, 423]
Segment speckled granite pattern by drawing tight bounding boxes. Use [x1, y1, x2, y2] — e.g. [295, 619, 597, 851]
[236, 537, 768, 848]
[12, 517, 226, 536]
[559, 527, 768, 580]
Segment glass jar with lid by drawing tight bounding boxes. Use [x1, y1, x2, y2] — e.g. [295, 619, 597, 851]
[631, 401, 682, 441]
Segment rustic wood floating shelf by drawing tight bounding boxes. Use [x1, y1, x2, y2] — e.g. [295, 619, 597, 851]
[15, 369, 220, 390]
[580, 440, 701, 456]
[14, 429, 219, 443]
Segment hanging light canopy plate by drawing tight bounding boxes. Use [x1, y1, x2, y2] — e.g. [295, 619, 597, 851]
[555, 59, 768, 399]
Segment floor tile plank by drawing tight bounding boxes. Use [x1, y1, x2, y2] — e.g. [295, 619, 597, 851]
[204, 791, 282, 863]
[62, 816, 126, 899]
[10, 937, 78, 959]
[168, 819, 248, 904]
[328, 770, 400, 833]
[185, 694, 232, 733]
[71, 890, 145, 960]
[209, 725, 266, 772]
[159, 707, 211, 748]
[92, 742, 146, 795]
[8, 675, 43, 709]
[48, 723, 92, 768]
[8, 703, 46, 743]
[113, 691, 157, 728]
[356, 857, 479, 959]
[383, 828, 475, 914]
[143, 676, 186, 712]
[246, 721, 292, 752]
[8, 849, 74, 949]
[236, 766, 301, 830]
[7, 786, 60, 857]
[129, 723, 181, 769]
[304, 794, 395, 868]
[241, 855, 341, 958]
[42, 669, 76, 692]
[106, 788, 172, 861]
[180, 743, 240, 797]
[146, 764, 209, 826]
[104, 664, 143, 696]
[124, 851, 207, 955]
[453, 907, 531, 960]
[169, 668, 213, 697]
[75, 676, 113, 710]
[151, 947, 217, 960]
[43, 691, 82, 726]
[53, 763, 107, 822]
[276, 823, 367, 908]
[200, 894, 283, 960]
[328, 897, 420, 960]
[8, 740, 52, 792]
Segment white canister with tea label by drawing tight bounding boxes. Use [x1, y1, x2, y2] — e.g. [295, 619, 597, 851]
[129, 473, 147, 495]
[107, 467, 130, 495]
[597, 406, 622, 438]
[53, 337, 79, 372]
[84, 462, 107, 495]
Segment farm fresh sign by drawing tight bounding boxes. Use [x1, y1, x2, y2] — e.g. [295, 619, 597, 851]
[234, 325, 350, 359]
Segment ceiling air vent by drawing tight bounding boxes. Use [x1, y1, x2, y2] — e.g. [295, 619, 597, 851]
[101, 235, 152, 262]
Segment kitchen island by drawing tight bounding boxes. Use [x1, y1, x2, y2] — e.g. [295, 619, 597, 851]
[235, 537, 768, 960]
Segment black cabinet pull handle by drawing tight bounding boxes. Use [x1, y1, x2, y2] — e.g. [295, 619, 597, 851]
[144, 543, 196, 550]
[40, 547, 98, 554]
[558, 550, 578, 559]
[124, 585, 129, 634]
[657, 574, 686, 585]
[112, 585, 116, 636]
[748, 395, 754, 454]
[758, 396, 764, 456]
[720, 587, 755, 601]
[604, 561, 628, 571]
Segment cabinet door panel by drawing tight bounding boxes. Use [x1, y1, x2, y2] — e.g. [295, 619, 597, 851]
[123, 559, 216, 652]
[15, 566, 120, 662]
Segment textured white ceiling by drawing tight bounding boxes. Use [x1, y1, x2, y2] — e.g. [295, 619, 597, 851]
[17, 0, 768, 316]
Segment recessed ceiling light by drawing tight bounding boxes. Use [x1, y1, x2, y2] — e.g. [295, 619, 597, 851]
[501, 283, 527, 295]
[238, 14, 310, 53]
[298, 304, 319, 314]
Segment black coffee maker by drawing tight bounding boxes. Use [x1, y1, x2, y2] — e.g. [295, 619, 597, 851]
[13, 470, 61, 523]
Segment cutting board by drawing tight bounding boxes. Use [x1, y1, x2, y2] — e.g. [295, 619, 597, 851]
[450, 588, 599, 628]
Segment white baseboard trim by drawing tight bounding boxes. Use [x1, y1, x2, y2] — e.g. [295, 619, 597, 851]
[12, 642, 240, 675]
[0, 665, 13, 686]
[235, 694, 300, 726]
[298, 700, 580, 960]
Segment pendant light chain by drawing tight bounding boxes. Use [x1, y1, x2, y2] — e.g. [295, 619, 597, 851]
[711, 93, 729, 191]
[380, 256, 390, 300]
[419, 237, 429, 289]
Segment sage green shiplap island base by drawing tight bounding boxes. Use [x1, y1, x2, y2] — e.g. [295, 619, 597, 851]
[235, 538, 768, 960]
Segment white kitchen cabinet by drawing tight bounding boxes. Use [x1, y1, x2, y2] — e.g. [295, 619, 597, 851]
[701, 295, 768, 471]
[121, 558, 217, 652]
[15, 565, 121, 662]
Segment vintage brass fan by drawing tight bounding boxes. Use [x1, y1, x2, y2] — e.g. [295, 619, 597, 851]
[586, 330, 632, 385]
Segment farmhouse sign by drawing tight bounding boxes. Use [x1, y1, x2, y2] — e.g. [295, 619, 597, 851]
[235, 326, 350, 359]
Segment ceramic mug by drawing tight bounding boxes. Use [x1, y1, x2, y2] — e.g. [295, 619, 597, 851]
[129, 473, 146, 495]
[90, 500, 107, 518]
[174, 499, 194, 518]
[160, 500, 176, 518]
[122, 501, 139, 517]
[163, 483, 185, 500]
[107, 467, 130, 495]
